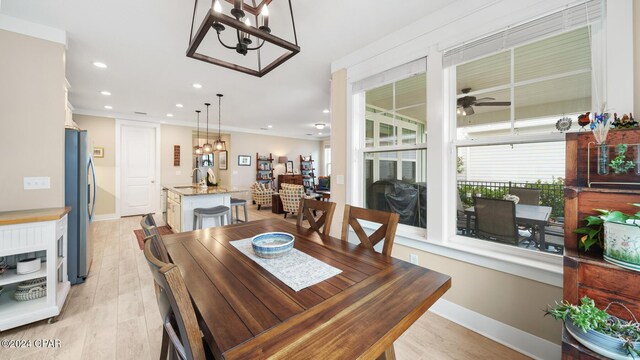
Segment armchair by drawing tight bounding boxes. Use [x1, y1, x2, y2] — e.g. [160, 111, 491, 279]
[251, 182, 274, 210]
[280, 183, 306, 218]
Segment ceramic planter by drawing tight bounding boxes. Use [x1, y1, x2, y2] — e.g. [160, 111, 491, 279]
[604, 222, 640, 272]
[565, 316, 640, 359]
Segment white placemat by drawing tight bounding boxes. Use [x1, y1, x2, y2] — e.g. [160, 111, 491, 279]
[230, 238, 342, 291]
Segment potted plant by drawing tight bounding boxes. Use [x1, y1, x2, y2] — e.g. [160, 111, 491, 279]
[574, 205, 640, 272]
[546, 296, 640, 359]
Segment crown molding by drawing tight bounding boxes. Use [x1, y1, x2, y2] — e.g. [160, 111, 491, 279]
[0, 14, 66, 46]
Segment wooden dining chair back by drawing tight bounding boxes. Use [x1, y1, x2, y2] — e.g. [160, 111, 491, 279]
[509, 187, 541, 205]
[143, 240, 207, 360]
[296, 198, 337, 235]
[140, 214, 170, 263]
[474, 197, 523, 245]
[341, 205, 400, 256]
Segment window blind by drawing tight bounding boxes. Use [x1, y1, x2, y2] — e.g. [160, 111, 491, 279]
[352, 57, 427, 93]
[443, 0, 602, 67]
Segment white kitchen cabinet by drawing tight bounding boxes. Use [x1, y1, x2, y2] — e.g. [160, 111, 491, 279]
[0, 208, 71, 331]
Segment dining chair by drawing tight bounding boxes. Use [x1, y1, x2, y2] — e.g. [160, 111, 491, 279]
[143, 239, 208, 360]
[509, 187, 541, 205]
[296, 198, 337, 235]
[473, 197, 529, 246]
[140, 214, 170, 263]
[341, 205, 400, 257]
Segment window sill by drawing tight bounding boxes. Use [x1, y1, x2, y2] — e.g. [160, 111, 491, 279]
[360, 223, 563, 287]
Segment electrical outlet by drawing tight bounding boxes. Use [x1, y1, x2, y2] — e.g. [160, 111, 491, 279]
[410, 254, 419, 265]
[24, 177, 50, 190]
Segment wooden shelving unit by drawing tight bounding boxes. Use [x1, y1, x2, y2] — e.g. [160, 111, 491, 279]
[256, 153, 274, 189]
[562, 130, 640, 359]
[299, 155, 315, 192]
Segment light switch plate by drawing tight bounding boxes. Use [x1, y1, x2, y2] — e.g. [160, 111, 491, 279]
[410, 254, 419, 265]
[24, 177, 50, 190]
[336, 175, 344, 185]
[176, 170, 181, 175]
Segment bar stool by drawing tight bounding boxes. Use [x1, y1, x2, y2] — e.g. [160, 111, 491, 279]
[230, 198, 248, 224]
[193, 205, 230, 230]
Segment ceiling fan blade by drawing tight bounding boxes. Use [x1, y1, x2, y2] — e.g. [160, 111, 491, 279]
[475, 97, 495, 102]
[474, 101, 511, 106]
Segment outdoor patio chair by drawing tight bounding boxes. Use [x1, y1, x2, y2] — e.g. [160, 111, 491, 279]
[473, 197, 530, 246]
[456, 192, 474, 236]
[509, 187, 541, 205]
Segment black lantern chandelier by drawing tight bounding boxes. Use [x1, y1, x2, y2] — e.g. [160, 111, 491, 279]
[213, 94, 227, 151]
[187, 0, 300, 77]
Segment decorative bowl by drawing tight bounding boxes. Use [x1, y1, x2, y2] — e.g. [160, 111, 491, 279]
[251, 232, 294, 259]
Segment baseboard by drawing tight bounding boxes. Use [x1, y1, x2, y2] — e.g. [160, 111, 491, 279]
[429, 299, 561, 360]
[92, 213, 119, 221]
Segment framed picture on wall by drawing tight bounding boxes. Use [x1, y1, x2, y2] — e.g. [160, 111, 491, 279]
[219, 150, 228, 170]
[286, 160, 294, 174]
[93, 147, 104, 158]
[238, 155, 251, 166]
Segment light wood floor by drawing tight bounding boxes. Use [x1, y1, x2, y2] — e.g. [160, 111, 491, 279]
[0, 205, 529, 360]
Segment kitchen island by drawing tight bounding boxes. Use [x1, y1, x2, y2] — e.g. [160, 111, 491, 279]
[163, 185, 247, 232]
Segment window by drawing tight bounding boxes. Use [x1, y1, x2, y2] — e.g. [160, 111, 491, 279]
[324, 145, 331, 175]
[451, 25, 596, 254]
[354, 59, 427, 230]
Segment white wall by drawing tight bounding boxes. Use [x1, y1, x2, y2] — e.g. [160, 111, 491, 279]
[228, 132, 322, 198]
[462, 142, 566, 183]
[0, 29, 66, 212]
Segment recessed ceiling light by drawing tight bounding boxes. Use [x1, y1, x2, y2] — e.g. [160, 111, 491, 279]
[167, 113, 174, 117]
[176, 103, 184, 108]
[104, 105, 112, 109]
[93, 62, 107, 68]
[323, 109, 330, 114]
[100, 91, 111, 96]
[315, 123, 326, 130]
[192, 83, 202, 89]
[267, 125, 273, 129]
[318, 132, 323, 135]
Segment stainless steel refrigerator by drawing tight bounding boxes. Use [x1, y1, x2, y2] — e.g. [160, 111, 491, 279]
[65, 128, 96, 285]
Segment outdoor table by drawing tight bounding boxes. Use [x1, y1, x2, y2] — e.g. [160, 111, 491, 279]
[465, 204, 554, 252]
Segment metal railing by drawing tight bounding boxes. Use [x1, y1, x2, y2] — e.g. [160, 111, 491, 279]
[457, 180, 565, 219]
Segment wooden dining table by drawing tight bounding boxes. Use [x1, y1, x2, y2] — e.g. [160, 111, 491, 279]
[162, 218, 451, 359]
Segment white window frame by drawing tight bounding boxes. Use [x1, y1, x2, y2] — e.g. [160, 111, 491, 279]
[353, 63, 428, 238]
[342, 0, 633, 288]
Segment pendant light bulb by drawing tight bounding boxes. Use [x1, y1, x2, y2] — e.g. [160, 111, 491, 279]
[202, 103, 213, 154]
[216, 142, 223, 150]
[193, 110, 203, 155]
[261, 4, 269, 16]
[213, 0, 222, 13]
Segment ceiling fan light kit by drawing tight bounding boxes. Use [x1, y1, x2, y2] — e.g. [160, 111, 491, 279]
[187, 0, 300, 77]
[456, 87, 511, 116]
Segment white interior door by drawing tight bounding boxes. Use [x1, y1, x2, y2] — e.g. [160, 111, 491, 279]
[121, 125, 156, 216]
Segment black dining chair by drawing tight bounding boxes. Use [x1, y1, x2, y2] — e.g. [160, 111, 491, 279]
[473, 197, 530, 246]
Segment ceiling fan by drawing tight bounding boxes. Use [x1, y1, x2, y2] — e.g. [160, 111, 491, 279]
[456, 88, 511, 116]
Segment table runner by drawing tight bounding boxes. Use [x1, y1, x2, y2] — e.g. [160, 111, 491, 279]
[230, 238, 342, 291]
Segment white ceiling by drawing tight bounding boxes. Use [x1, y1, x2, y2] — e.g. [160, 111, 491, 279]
[0, 0, 453, 138]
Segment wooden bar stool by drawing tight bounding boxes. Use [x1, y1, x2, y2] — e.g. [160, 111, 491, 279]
[193, 206, 230, 230]
[230, 198, 248, 224]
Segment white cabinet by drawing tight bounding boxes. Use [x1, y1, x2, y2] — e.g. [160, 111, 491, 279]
[166, 191, 181, 232]
[0, 208, 71, 331]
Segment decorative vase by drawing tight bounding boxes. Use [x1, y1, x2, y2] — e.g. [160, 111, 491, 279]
[597, 143, 609, 175]
[565, 316, 640, 360]
[604, 221, 640, 272]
